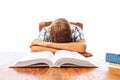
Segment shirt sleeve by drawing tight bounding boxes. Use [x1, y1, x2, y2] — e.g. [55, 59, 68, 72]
[38, 27, 50, 41]
[73, 26, 85, 41]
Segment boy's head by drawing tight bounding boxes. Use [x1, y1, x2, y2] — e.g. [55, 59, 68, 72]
[50, 18, 72, 43]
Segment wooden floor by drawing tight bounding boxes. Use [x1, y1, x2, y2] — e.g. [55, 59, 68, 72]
[0, 65, 120, 80]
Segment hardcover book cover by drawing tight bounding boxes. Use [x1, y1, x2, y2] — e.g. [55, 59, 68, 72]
[106, 53, 120, 64]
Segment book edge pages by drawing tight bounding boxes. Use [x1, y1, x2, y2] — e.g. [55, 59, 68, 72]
[9, 51, 55, 68]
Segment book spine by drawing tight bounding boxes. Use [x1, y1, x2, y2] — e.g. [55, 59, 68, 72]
[106, 53, 120, 64]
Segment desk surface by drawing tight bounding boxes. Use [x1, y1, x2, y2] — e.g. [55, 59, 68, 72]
[0, 65, 120, 80]
[0, 52, 120, 80]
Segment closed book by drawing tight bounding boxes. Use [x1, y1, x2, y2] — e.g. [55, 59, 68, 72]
[106, 53, 120, 64]
[108, 63, 120, 69]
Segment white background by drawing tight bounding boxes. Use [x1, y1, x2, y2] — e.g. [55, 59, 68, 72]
[0, 0, 120, 55]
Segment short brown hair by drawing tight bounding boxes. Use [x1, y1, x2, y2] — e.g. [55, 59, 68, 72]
[50, 18, 72, 43]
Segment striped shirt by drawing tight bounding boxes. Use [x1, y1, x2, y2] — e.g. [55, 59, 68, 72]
[38, 25, 85, 42]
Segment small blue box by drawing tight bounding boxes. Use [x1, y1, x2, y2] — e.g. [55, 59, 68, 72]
[106, 53, 120, 64]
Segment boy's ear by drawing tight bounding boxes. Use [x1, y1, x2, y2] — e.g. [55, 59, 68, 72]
[71, 29, 75, 33]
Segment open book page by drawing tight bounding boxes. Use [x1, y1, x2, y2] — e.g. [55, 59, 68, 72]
[53, 50, 96, 67]
[10, 51, 54, 67]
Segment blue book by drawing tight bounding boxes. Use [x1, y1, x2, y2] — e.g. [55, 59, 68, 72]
[106, 53, 120, 64]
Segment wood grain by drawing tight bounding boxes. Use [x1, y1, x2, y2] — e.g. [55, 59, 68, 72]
[0, 65, 120, 80]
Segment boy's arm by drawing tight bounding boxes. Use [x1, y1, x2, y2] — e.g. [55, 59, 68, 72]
[30, 39, 86, 53]
[30, 39, 59, 53]
[31, 46, 59, 53]
[46, 40, 86, 53]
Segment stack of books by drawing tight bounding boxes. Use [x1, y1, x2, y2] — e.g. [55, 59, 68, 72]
[106, 52, 120, 69]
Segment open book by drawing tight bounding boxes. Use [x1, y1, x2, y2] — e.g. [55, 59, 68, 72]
[9, 50, 97, 68]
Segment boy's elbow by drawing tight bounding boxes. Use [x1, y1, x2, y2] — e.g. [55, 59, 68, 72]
[78, 44, 86, 53]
